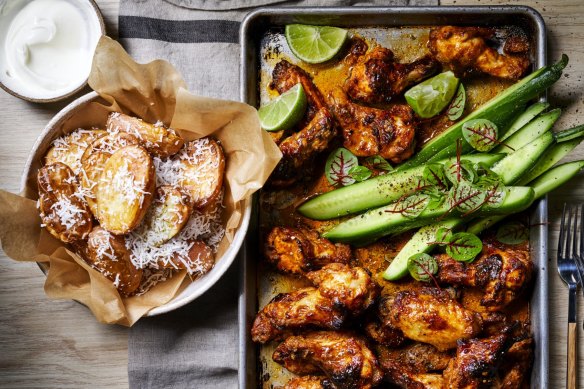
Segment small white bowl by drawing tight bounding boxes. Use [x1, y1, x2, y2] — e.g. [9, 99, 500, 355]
[20, 92, 251, 316]
[0, 0, 105, 103]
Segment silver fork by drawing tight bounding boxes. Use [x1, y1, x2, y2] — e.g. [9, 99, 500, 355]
[558, 203, 582, 389]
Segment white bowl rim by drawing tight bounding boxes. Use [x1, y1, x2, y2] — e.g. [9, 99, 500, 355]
[20, 91, 252, 317]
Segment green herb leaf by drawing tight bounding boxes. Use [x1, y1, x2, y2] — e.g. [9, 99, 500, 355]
[446, 232, 483, 262]
[462, 119, 499, 152]
[363, 155, 393, 172]
[349, 165, 372, 182]
[445, 159, 476, 185]
[407, 253, 439, 282]
[448, 182, 486, 215]
[325, 148, 358, 186]
[435, 227, 453, 244]
[447, 84, 466, 121]
[423, 163, 449, 191]
[496, 222, 529, 245]
[386, 193, 430, 219]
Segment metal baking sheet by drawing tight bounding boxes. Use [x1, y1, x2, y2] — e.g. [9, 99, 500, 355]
[239, 6, 548, 388]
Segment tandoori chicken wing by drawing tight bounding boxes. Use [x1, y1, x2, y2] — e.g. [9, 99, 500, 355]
[498, 337, 534, 389]
[386, 288, 483, 351]
[329, 89, 417, 163]
[264, 227, 352, 275]
[251, 287, 345, 343]
[343, 39, 440, 104]
[428, 26, 531, 80]
[284, 376, 333, 389]
[273, 331, 384, 389]
[306, 263, 379, 315]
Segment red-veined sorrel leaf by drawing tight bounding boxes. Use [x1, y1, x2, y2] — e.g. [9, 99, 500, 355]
[407, 253, 439, 283]
[445, 159, 476, 185]
[363, 155, 393, 172]
[448, 182, 486, 215]
[446, 232, 483, 262]
[423, 163, 449, 191]
[483, 183, 506, 208]
[325, 148, 358, 186]
[496, 222, 529, 245]
[434, 227, 453, 244]
[386, 193, 430, 219]
[349, 165, 372, 182]
[462, 119, 500, 152]
[447, 83, 466, 121]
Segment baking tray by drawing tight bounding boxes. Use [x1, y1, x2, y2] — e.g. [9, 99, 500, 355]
[239, 6, 548, 388]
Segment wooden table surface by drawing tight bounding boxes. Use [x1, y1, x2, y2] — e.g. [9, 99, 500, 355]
[0, 0, 582, 388]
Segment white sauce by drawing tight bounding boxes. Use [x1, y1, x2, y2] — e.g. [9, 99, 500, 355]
[0, 0, 102, 99]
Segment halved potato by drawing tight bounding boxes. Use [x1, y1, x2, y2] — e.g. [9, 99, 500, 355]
[80, 132, 140, 217]
[45, 129, 106, 174]
[37, 162, 93, 243]
[96, 145, 155, 234]
[159, 239, 214, 276]
[85, 226, 143, 296]
[107, 112, 184, 157]
[176, 138, 225, 209]
[137, 185, 193, 247]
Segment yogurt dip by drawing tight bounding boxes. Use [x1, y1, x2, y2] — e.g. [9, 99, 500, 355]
[0, 0, 103, 101]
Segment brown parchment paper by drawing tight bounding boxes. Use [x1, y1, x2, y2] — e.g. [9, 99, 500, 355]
[0, 36, 282, 326]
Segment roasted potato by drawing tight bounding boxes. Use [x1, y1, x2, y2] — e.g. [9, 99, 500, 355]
[80, 132, 140, 217]
[137, 185, 193, 247]
[96, 145, 156, 234]
[107, 112, 184, 157]
[160, 239, 215, 275]
[45, 129, 106, 174]
[37, 162, 93, 243]
[176, 138, 225, 209]
[85, 226, 143, 296]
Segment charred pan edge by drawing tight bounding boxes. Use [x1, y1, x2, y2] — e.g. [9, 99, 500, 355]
[239, 6, 547, 388]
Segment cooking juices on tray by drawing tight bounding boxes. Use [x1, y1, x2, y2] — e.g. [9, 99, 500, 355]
[252, 23, 582, 388]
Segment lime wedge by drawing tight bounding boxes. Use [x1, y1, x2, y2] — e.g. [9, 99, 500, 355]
[258, 83, 307, 132]
[285, 24, 348, 64]
[405, 71, 460, 119]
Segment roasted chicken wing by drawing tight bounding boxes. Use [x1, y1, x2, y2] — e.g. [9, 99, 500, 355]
[329, 89, 417, 163]
[436, 239, 533, 311]
[428, 26, 531, 80]
[498, 337, 533, 389]
[270, 60, 336, 186]
[284, 376, 333, 389]
[264, 227, 352, 275]
[306, 263, 379, 315]
[251, 287, 345, 343]
[273, 331, 384, 389]
[386, 288, 483, 351]
[344, 39, 440, 104]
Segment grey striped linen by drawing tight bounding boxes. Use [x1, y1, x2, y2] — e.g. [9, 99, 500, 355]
[123, 0, 437, 388]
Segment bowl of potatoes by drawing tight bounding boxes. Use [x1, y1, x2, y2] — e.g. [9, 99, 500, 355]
[20, 91, 252, 317]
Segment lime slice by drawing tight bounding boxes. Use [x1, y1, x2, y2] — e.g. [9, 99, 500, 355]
[258, 83, 307, 132]
[285, 24, 348, 64]
[405, 71, 460, 119]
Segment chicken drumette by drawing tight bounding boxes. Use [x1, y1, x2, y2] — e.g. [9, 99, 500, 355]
[284, 376, 333, 389]
[436, 239, 533, 311]
[273, 331, 384, 389]
[329, 89, 417, 163]
[264, 227, 352, 275]
[428, 26, 531, 80]
[343, 38, 440, 104]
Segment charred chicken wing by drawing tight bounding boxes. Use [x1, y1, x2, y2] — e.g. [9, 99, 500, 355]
[428, 26, 531, 80]
[264, 227, 352, 275]
[344, 39, 440, 104]
[386, 288, 483, 351]
[436, 240, 533, 311]
[284, 376, 333, 389]
[498, 337, 534, 389]
[251, 287, 345, 343]
[329, 89, 417, 163]
[273, 331, 384, 389]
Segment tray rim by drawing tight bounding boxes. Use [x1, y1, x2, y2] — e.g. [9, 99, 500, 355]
[239, 6, 548, 388]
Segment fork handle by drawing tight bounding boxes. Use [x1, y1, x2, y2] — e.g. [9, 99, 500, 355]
[568, 283, 577, 389]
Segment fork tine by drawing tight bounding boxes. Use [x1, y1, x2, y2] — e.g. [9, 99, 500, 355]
[571, 204, 578, 264]
[559, 203, 567, 258]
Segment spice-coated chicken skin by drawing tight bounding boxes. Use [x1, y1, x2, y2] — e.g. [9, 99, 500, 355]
[442, 330, 513, 388]
[264, 227, 352, 275]
[329, 89, 417, 163]
[273, 331, 384, 389]
[283, 376, 333, 389]
[251, 287, 345, 344]
[436, 239, 533, 311]
[498, 338, 534, 389]
[343, 38, 440, 104]
[386, 288, 483, 351]
[306, 263, 379, 315]
[428, 26, 531, 80]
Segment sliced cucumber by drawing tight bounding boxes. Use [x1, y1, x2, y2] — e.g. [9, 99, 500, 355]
[382, 219, 461, 280]
[323, 186, 535, 244]
[501, 102, 550, 142]
[298, 154, 503, 220]
[493, 109, 560, 154]
[530, 160, 584, 198]
[555, 124, 584, 143]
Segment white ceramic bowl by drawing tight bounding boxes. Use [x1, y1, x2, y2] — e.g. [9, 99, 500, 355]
[20, 92, 251, 316]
